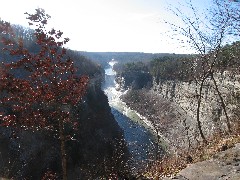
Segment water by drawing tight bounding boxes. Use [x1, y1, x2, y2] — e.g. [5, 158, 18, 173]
[102, 61, 157, 173]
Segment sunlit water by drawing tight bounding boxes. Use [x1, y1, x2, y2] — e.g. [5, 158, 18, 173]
[102, 61, 157, 173]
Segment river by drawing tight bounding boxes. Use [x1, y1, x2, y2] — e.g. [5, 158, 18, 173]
[102, 60, 157, 173]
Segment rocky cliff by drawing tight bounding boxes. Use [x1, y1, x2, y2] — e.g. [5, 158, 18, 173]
[152, 72, 239, 147]
[121, 72, 240, 152]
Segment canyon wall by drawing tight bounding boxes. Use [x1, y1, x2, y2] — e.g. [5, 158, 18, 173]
[121, 72, 240, 152]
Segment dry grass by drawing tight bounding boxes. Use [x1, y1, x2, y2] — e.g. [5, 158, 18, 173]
[143, 131, 240, 179]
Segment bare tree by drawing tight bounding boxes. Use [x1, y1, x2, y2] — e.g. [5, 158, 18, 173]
[167, 0, 240, 142]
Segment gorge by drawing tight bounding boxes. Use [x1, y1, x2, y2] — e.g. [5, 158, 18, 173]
[0, 3, 239, 179]
[102, 60, 161, 174]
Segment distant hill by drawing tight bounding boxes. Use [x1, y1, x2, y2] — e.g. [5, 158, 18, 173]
[79, 51, 191, 68]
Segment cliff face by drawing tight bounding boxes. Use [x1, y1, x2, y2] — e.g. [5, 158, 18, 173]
[0, 78, 129, 179]
[121, 72, 240, 151]
[152, 73, 239, 144]
[153, 73, 239, 124]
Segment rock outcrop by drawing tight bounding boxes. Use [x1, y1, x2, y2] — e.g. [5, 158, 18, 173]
[163, 143, 240, 180]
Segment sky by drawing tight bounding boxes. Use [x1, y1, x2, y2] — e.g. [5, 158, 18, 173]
[0, 0, 224, 53]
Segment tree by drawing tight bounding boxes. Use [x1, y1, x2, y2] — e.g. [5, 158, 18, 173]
[0, 9, 89, 180]
[166, 0, 240, 142]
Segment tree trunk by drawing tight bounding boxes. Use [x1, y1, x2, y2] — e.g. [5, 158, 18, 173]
[59, 119, 67, 180]
[196, 78, 207, 143]
[211, 74, 231, 133]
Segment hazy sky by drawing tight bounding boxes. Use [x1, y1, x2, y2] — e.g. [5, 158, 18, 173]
[0, 0, 216, 53]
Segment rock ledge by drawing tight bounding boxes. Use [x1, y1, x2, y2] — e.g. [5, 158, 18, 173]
[164, 143, 240, 180]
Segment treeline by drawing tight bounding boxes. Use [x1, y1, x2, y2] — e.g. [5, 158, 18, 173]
[80, 51, 190, 68]
[114, 54, 191, 89]
[115, 41, 240, 90]
[0, 24, 102, 78]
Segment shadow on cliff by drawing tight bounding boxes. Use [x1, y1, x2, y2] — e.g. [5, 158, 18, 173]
[0, 82, 131, 179]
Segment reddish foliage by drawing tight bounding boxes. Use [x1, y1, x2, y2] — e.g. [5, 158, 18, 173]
[0, 8, 89, 132]
[41, 170, 59, 180]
